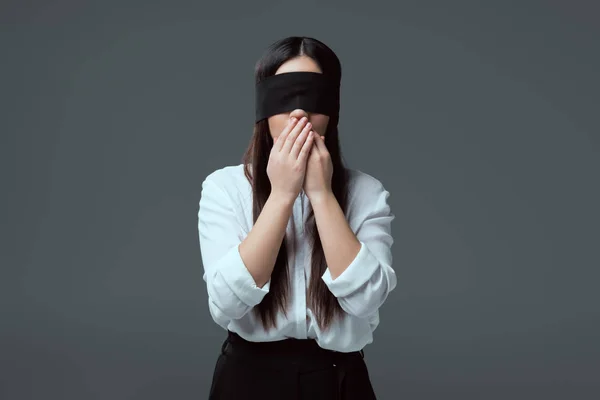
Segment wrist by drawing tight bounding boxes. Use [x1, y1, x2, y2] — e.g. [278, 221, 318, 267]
[307, 190, 335, 206]
[268, 190, 297, 206]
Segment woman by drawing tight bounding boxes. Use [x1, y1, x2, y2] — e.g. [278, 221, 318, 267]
[197, 36, 397, 400]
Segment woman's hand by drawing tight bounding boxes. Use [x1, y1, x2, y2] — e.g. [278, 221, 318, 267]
[267, 117, 315, 201]
[303, 133, 333, 203]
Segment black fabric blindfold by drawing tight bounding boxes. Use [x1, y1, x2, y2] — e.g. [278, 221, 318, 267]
[255, 71, 340, 123]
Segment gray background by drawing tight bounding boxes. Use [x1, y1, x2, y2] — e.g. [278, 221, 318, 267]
[2, 0, 599, 399]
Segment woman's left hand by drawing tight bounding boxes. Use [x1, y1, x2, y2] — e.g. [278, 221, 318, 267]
[303, 132, 333, 202]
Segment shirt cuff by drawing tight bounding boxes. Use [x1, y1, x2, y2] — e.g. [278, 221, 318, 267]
[321, 241, 380, 298]
[217, 244, 270, 306]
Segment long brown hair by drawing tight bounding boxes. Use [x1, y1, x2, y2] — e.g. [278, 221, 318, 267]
[242, 36, 350, 331]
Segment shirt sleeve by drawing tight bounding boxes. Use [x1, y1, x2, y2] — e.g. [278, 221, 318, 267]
[321, 180, 397, 318]
[198, 176, 270, 321]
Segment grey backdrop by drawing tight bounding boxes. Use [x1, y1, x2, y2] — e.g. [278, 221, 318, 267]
[2, 0, 599, 399]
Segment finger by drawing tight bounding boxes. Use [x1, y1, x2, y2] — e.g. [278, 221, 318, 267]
[290, 128, 311, 159]
[297, 131, 315, 162]
[282, 117, 309, 154]
[274, 117, 298, 151]
[290, 123, 312, 158]
[314, 134, 327, 153]
[282, 117, 308, 153]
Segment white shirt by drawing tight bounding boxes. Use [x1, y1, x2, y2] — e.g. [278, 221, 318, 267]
[197, 164, 396, 352]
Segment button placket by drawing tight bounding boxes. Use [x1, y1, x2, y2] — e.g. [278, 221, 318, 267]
[293, 193, 307, 339]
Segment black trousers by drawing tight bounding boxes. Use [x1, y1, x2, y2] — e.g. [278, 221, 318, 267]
[208, 331, 377, 399]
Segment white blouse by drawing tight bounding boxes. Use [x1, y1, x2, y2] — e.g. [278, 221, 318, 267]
[197, 164, 396, 352]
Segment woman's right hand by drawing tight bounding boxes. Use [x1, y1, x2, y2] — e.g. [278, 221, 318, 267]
[267, 116, 315, 201]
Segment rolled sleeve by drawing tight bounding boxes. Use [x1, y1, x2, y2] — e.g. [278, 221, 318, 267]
[321, 241, 379, 296]
[217, 244, 271, 306]
[321, 179, 397, 318]
[198, 176, 269, 321]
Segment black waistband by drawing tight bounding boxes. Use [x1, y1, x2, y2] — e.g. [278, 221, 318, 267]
[222, 331, 364, 365]
[221, 331, 366, 400]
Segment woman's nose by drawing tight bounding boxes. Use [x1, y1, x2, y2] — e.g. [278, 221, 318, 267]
[288, 109, 309, 121]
